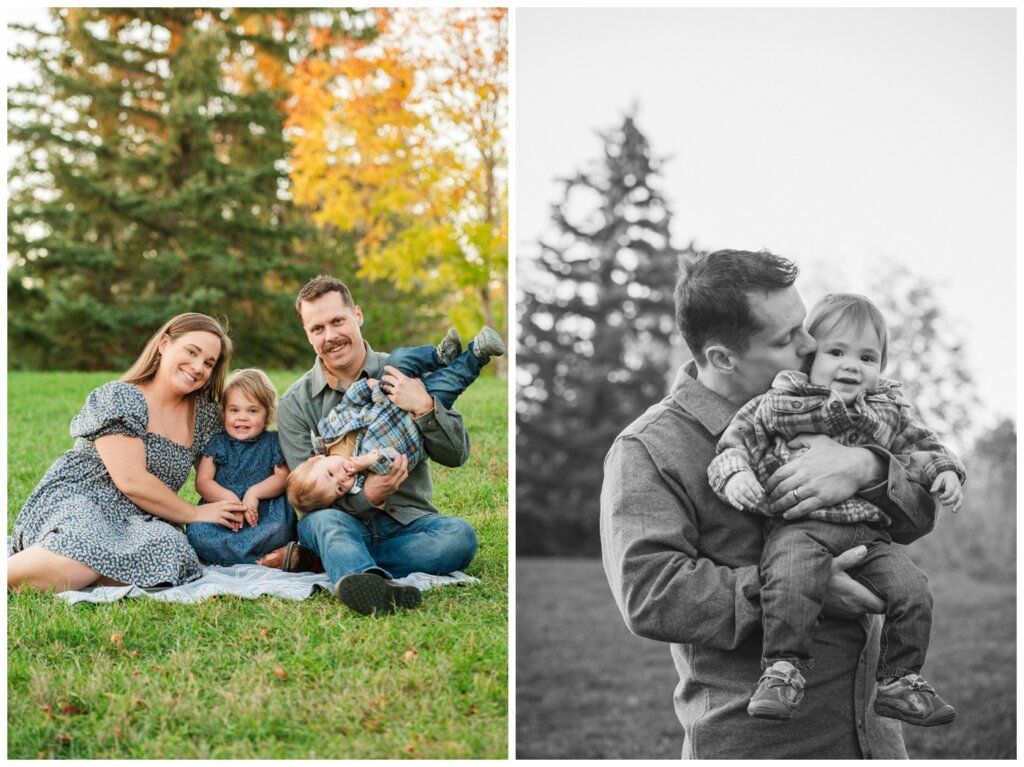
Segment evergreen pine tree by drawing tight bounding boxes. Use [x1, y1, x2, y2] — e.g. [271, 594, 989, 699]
[517, 115, 684, 555]
[7, 8, 382, 370]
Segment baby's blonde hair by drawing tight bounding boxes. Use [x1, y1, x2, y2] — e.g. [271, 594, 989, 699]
[806, 293, 889, 370]
[222, 369, 278, 426]
[286, 455, 336, 514]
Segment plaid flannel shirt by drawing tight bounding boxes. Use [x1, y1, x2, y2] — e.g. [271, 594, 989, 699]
[708, 370, 965, 525]
[310, 378, 425, 489]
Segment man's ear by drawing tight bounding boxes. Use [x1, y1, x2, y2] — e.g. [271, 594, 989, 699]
[705, 344, 737, 375]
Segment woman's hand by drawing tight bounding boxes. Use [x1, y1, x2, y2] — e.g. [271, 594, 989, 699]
[241, 490, 260, 527]
[195, 500, 246, 532]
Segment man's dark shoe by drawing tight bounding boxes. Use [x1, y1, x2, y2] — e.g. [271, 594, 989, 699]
[436, 328, 462, 365]
[334, 572, 422, 616]
[471, 326, 505, 361]
[747, 661, 806, 720]
[874, 674, 956, 726]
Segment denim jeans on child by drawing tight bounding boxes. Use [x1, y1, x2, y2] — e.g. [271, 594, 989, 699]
[760, 518, 932, 680]
[297, 506, 478, 582]
[385, 341, 486, 410]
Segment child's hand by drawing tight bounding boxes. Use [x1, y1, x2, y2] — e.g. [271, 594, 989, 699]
[241, 490, 260, 527]
[724, 471, 764, 511]
[930, 471, 963, 513]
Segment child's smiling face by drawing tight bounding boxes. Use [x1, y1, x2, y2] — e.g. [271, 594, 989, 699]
[223, 389, 268, 441]
[808, 320, 883, 405]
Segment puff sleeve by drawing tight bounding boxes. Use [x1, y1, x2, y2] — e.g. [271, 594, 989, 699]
[70, 382, 148, 441]
[201, 432, 229, 466]
[265, 431, 287, 469]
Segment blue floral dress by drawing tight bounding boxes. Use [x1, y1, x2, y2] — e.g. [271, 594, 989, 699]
[185, 431, 295, 565]
[11, 381, 221, 586]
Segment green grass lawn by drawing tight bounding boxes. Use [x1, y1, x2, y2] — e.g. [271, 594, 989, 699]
[516, 557, 1016, 759]
[8, 371, 508, 759]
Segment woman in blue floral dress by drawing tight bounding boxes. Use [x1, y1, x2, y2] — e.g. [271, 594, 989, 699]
[186, 369, 294, 565]
[8, 313, 247, 592]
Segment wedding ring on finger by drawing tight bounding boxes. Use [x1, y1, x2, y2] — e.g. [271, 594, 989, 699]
[792, 487, 802, 502]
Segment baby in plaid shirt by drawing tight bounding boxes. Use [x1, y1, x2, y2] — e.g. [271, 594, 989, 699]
[287, 326, 504, 516]
[708, 293, 965, 727]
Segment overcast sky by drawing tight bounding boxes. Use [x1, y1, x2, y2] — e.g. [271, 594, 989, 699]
[516, 7, 1016, 424]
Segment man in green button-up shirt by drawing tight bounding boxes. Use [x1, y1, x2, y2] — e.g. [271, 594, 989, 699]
[601, 250, 937, 757]
[278, 276, 477, 615]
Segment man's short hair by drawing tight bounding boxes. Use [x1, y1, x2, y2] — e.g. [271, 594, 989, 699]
[674, 249, 799, 365]
[295, 275, 356, 316]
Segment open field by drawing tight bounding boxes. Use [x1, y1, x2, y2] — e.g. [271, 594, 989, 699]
[516, 557, 1015, 759]
[8, 371, 508, 759]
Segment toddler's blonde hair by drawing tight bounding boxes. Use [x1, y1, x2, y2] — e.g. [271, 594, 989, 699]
[222, 369, 278, 426]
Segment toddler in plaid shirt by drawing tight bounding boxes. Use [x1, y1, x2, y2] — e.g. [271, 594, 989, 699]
[287, 326, 504, 516]
[708, 293, 964, 727]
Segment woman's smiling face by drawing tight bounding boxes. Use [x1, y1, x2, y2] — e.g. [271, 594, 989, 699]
[157, 331, 222, 396]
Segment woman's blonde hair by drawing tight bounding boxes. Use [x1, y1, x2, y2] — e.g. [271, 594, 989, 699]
[121, 313, 234, 404]
[222, 369, 279, 426]
[286, 455, 335, 514]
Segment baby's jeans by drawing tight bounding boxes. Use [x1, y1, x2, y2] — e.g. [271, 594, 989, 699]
[386, 342, 487, 410]
[760, 517, 933, 680]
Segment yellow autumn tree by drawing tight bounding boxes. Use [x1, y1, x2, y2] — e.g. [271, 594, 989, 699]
[285, 8, 508, 367]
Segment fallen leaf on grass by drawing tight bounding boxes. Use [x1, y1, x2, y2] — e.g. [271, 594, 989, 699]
[54, 733, 72, 745]
[110, 632, 124, 650]
[61, 702, 86, 717]
[259, 628, 269, 640]
[273, 666, 288, 680]
[402, 648, 419, 665]
[41, 704, 55, 719]
[134, 700, 147, 709]
[114, 725, 123, 739]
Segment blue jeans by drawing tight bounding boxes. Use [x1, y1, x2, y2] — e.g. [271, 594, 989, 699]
[386, 342, 487, 410]
[760, 518, 932, 680]
[297, 508, 478, 583]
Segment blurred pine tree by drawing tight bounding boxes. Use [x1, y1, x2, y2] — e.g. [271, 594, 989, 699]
[6, 8, 419, 371]
[517, 114, 688, 555]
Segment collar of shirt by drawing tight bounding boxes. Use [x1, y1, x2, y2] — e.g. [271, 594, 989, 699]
[669, 360, 742, 437]
[311, 341, 383, 394]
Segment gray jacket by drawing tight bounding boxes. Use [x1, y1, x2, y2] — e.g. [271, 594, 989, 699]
[600, 362, 938, 758]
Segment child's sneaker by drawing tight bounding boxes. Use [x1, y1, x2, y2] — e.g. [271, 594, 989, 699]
[436, 328, 462, 365]
[747, 660, 806, 720]
[472, 326, 505, 361]
[873, 674, 956, 726]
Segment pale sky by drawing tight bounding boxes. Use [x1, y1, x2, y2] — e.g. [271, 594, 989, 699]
[516, 7, 1017, 424]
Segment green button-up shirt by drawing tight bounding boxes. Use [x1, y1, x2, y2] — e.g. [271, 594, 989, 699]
[278, 343, 471, 524]
[600, 362, 937, 758]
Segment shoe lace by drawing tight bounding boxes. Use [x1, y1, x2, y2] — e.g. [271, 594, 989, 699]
[761, 666, 805, 692]
[902, 674, 936, 694]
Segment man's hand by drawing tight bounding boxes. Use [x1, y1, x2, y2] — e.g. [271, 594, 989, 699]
[822, 546, 886, 617]
[765, 434, 884, 519]
[723, 471, 764, 510]
[380, 365, 434, 417]
[363, 453, 409, 507]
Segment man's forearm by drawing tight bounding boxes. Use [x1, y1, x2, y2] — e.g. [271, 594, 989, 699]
[859, 446, 937, 544]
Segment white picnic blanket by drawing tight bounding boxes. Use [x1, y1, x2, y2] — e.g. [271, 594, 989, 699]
[8, 537, 478, 605]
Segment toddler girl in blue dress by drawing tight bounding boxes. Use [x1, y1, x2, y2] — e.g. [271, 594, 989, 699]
[186, 369, 294, 565]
